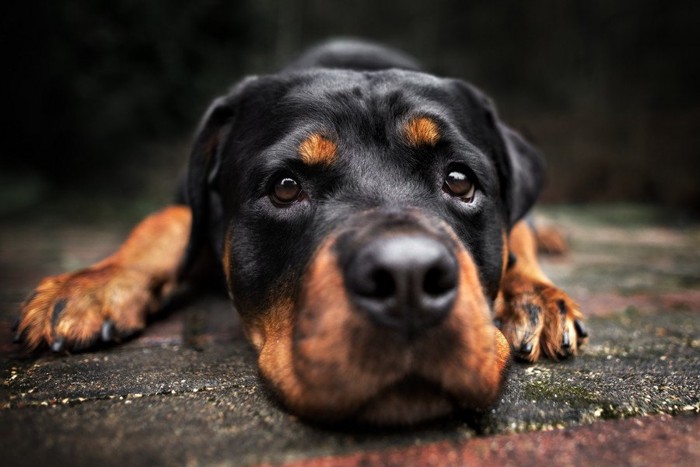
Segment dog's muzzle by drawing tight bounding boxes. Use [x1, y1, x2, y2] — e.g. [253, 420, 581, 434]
[251, 209, 509, 425]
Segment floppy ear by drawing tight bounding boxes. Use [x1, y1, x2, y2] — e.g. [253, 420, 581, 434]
[496, 121, 545, 227]
[180, 96, 233, 276]
[180, 77, 257, 277]
[450, 81, 545, 227]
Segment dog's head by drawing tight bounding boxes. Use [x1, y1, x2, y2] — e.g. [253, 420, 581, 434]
[184, 69, 543, 424]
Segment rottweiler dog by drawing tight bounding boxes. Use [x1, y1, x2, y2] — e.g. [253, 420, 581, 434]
[16, 40, 587, 425]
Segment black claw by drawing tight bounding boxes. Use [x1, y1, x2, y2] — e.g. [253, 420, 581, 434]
[13, 329, 26, 344]
[562, 329, 571, 349]
[51, 337, 65, 352]
[13, 319, 27, 343]
[574, 319, 588, 338]
[507, 252, 517, 269]
[557, 299, 567, 315]
[51, 299, 68, 330]
[101, 320, 116, 342]
[520, 341, 533, 355]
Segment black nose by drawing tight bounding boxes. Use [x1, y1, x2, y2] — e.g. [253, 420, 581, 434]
[344, 235, 458, 338]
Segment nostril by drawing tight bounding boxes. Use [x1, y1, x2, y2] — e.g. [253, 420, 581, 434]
[423, 263, 457, 297]
[349, 264, 397, 300]
[369, 268, 395, 299]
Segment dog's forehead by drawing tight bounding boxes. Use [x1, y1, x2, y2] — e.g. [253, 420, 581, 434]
[286, 68, 444, 100]
[235, 69, 468, 140]
[276, 69, 453, 127]
[235, 69, 494, 164]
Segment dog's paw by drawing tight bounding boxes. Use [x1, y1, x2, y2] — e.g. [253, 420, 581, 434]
[495, 279, 588, 362]
[15, 263, 165, 352]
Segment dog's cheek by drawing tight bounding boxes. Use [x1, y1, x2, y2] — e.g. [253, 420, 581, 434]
[422, 248, 508, 408]
[234, 238, 370, 421]
[227, 212, 319, 318]
[291, 237, 394, 419]
[240, 316, 265, 351]
[248, 298, 300, 400]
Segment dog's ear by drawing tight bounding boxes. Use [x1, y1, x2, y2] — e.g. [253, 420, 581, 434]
[450, 81, 545, 227]
[495, 121, 545, 227]
[182, 96, 231, 274]
[180, 78, 255, 276]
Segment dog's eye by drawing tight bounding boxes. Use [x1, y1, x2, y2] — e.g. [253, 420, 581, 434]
[444, 170, 475, 201]
[271, 177, 303, 205]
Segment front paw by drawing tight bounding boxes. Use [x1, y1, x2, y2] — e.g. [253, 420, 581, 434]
[495, 283, 588, 362]
[15, 263, 163, 352]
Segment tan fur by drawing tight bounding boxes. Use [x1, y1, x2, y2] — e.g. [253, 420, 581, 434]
[495, 220, 585, 361]
[536, 225, 569, 255]
[404, 117, 440, 147]
[222, 227, 234, 286]
[298, 133, 337, 165]
[17, 205, 191, 350]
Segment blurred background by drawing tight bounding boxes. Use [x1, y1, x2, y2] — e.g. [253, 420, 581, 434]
[2, 0, 698, 222]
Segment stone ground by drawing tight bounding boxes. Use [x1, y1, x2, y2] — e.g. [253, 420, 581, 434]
[1, 205, 699, 466]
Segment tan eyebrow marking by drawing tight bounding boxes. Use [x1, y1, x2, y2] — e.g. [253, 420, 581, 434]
[404, 116, 440, 147]
[298, 133, 337, 166]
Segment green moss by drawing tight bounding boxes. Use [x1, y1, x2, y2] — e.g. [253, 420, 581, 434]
[522, 379, 601, 408]
[520, 378, 644, 420]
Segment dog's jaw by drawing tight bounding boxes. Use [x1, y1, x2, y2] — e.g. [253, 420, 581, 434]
[238, 220, 510, 425]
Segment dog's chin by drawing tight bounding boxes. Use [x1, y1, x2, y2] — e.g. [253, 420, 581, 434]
[354, 375, 455, 426]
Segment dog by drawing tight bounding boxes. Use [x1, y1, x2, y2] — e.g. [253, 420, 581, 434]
[15, 40, 587, 425]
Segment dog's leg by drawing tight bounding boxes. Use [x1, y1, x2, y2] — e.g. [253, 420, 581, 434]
[16, 205, 191, 352]
[495, 220, 588, 361]
[534, 224, 568, 255]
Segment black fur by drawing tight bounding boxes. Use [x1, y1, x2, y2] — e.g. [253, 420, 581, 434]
[183, 39, 544, 314]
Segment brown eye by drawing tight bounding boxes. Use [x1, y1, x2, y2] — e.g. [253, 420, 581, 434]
[271, 177, 303, 205]
[444, 170, 475, 201]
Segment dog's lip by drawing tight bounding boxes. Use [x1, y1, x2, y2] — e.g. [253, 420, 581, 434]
[352, 373, 457, 425]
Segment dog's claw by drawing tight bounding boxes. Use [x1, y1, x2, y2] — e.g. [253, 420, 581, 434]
[557, 299, 567, 314]
[51, 299, 68, 330]
[574, 319, 588, 338]
[13, 319, 27, 344]
[51, 337, 65, 353]
[562, 329, 571, 349]
[101, 320, 116, 342]
[13, 329, 25, 344]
